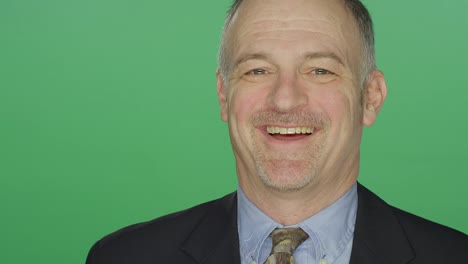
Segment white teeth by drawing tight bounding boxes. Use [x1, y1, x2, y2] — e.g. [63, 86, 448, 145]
[266, 126, 314, 135]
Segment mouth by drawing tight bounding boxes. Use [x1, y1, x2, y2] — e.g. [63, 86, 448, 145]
[264, 126, 316, 141]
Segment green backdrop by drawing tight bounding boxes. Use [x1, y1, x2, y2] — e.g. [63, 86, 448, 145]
[2, 0, 467, 263]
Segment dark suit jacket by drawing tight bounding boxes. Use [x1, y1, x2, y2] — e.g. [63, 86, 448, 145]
[86, 184, 468, 263]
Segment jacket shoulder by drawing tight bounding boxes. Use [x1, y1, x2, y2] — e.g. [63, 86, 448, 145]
[390, 206, 468, 260]
[86, 192, 236, 264]
[354, 183, 468, 263]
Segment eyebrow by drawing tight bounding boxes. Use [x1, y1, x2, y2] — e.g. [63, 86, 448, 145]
[233, 53, 270, 70]
[232, 51, 345, 71]
[303, 52, 345, 66]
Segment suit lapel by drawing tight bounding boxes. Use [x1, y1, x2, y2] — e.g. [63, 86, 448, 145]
[180, 192, 241, 264]
[350, 184, 415, 264]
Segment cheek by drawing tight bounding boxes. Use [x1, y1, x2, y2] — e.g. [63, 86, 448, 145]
[227, 86, 268, 155]
[228, 86, 268, 124]
[314, 87, 361, 127]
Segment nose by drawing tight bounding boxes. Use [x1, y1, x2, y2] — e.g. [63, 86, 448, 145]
[267, 73, 307, 112]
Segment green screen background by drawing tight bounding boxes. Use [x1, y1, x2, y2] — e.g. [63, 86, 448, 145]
[2, 0, 467, 263]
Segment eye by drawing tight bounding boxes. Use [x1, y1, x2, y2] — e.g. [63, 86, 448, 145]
[246, 68, 268, 75]
[241, 68, 273, 82]
[306, 68, 338, 83]
[311, 68, 333, 75]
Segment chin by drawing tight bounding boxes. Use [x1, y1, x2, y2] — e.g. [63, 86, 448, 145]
[256, 160, 317, 192]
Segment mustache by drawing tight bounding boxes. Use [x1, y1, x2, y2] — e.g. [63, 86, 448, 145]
[250, 110, 328, 127]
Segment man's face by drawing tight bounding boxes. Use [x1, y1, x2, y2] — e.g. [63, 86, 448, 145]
[217, 0, 384, 193]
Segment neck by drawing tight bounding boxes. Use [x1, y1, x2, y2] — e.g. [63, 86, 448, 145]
[238, 166, 359, 225]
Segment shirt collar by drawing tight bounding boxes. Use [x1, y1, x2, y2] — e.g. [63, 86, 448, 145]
[237, 187, 277, 261]
[237, 183, 357, 262]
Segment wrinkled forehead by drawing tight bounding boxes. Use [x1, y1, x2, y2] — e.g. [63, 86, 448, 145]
[234, 0, 349, 22]
[229, 0, 358, 42]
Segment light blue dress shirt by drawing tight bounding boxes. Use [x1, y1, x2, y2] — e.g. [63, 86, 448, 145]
[237, 183, 357, 264]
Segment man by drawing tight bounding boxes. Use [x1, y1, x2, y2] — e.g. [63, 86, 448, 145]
[86, 0, 468, 263]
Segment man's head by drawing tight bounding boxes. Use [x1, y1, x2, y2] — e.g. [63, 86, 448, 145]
[216, 0, 387, 198]
[219, 0, 377, 88]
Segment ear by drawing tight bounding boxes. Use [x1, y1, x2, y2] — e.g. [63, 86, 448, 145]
[362, 70, 387, 126]
[216, 70, 229, 122]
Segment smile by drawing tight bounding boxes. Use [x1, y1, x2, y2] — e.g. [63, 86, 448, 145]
[266, 126, 314, 135]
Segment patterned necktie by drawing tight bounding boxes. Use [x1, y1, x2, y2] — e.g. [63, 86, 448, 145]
[264, 228, 309, 264]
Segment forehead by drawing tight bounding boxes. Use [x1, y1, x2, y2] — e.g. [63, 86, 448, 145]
[234, 0, 351, 25]
[228, 0, 361, 66]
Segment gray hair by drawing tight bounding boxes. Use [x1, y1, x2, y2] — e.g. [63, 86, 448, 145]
[217, 0, 376, 88]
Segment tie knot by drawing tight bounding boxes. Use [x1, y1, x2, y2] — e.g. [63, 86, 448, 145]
[270, 228, 309, 254]
[264, 228, 309, 264]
